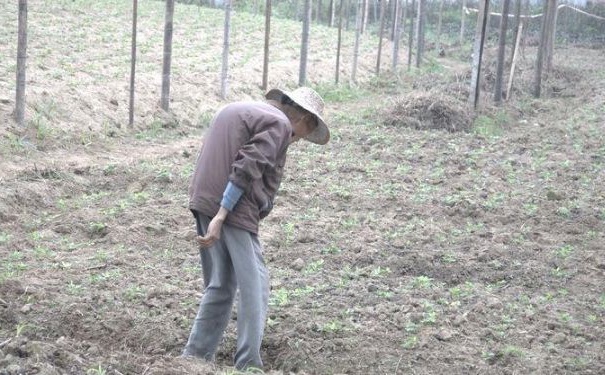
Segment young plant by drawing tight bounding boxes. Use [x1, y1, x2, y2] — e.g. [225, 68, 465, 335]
[269, 288, 289, 307]
[412, 275, 433, 289]
[303, 259, 324, 275]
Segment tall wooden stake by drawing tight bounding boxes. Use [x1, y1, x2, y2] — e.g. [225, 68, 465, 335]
[415, 0, 425, 68]
[161, 0, 175, 111]
[506, 20, 523, 100]
[221, 0, 232, 99]
[262, 0, 271, 91]
[299, 0, 312, 86]
[407, 0, 415, 71]
[494, 0, 510, 104]
[15, 0, 28, 126]
[336, 0, 345, 84]
[376, 0, 386, 75]
[469, 0, 490, 108]
[460, 0, 466, 46]
[392, 0, 402, 71]
[533, 0, 549, 98]
[129, 0, 138, 128]
[352, 0, 362, 83]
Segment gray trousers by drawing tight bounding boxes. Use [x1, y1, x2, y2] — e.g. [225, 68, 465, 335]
[183, 212, 269, 370]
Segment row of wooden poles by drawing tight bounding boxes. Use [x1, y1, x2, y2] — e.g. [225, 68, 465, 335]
[11, 0, 568, 127]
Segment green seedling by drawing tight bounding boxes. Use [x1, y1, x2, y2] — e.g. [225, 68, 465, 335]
[402, 335, 418, 349]
[269, 288, 289, 307]
[555, 245, 574, 259]
[320, 320, 345, 333]
[86, 365, 107, 375]
[371, 266, 391, 277]
[0, 232, 10, 245]
[15, 323, 28, 337]
[412, 275, 432, 289]
[304, 259, 324, 274]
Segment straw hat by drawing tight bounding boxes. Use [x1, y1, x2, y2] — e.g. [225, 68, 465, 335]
[265, 87, 330, 145]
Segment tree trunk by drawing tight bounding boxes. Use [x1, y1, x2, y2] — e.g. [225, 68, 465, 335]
[329, 0, 335, 26]
[299, 0, 312, 86]
[407, 0, 415, 71]
[376, 0, 386, 75]
[352, 0, 363, 82]
[469, 0, 490, 108]
[415, 0, 425, 68]
[392, 0, 402, 71]
[161, 0, 175, 111]
[129, 0, 138, 128]
[494, 0, 510, 104]
[533, 0, 549, 98]
[336, 0, 345, 83]
[317, 0, 322, 23]
[460, 0, 466, 46]
[15, 0, 28, 126]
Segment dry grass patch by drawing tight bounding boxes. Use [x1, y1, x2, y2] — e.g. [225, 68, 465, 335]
[383, 93, 473, 133]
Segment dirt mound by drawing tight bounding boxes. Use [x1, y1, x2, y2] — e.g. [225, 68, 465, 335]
[383, 93, 473, 133]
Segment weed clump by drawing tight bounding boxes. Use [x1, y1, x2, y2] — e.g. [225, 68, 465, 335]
[384, 93, 473, 133]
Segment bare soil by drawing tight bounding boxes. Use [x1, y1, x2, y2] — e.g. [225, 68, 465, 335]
[1, 1, 604, 374]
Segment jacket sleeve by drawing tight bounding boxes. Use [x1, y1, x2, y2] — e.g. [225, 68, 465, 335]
[229, 118, 290, 192]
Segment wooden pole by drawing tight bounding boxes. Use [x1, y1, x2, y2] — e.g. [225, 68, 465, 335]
[509, 0, 522, 68]
[436, 0, 444, 54]
[336, 0, 345, 84]
[376, 0, 386, 75]
[506, 20, 523, 100]
[352, 0, 363, 83]
[392, 0, 402, 71]
[262, 0, 271, 91]
[460, 0, 466, 46]
[129, 0, 138, 128]
[533, 0, 549, 98]
[15, 0, 28, 126]
[407, 0, 415, 71]
[544, 0, 558, 74]
[221, 0, 232, 99]
[469, 0, 490, 108]
[494, 0, 510, 104]
[299, 0, 312, 86]
[415, 0, 425, 68]
[329, 0, 335, 27]
[161, 0, 175, 111]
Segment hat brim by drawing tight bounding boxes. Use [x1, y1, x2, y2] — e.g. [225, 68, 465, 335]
[266, 89, 330, 145]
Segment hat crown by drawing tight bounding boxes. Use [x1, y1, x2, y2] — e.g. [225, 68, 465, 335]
[289, 87, 324, 118]
[265, 86, 330, 145]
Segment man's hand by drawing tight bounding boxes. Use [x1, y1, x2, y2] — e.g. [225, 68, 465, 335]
[197, 207, 229, 249]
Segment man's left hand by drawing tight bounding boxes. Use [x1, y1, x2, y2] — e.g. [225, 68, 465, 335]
[197, 207, 228, 248]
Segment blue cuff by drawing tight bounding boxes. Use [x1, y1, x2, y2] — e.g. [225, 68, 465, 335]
[221, 181, 244, 212]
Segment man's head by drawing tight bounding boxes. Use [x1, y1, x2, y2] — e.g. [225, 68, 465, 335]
[265, 87, 330, 145]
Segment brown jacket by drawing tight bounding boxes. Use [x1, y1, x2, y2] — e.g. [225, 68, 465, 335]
[189, 101, 292, 234]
